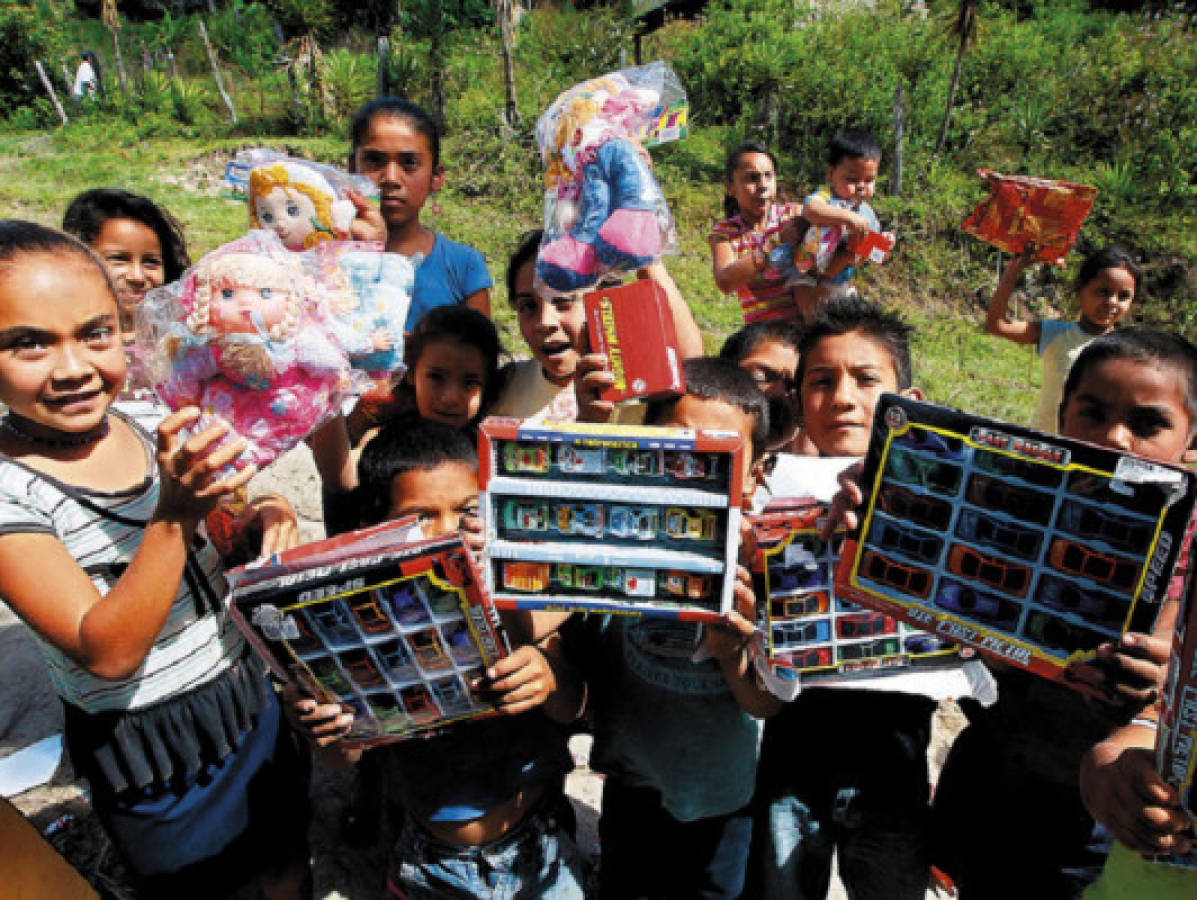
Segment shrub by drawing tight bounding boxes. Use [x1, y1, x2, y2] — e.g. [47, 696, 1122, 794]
[0, 2, 68, 117]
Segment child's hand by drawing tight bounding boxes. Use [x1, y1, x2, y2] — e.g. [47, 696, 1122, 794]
[846, 210, 872, 237]
[777, 216, 805, 246]
[1081, 729, 1193, 856]
[282, 682, 358, 751]
[459, 513, 485, 555]
[703, 565, 758, 664]
[1092, 631, 1170, 709]
[346, 190, 386, 243]
[474, 645, 557, 716]
[823, 461, 865, 538]
[155, 409, 256, 524]
[236, 493, 300, 558]
[575, 352, 616, 423]
[370, 328, 395, 352]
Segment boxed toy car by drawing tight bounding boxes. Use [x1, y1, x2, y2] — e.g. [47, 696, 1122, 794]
[845, 230, 895, 265]
[227, 523, 508, 748]
[1156, 575, 1197, 868]
[584, 279, 685, 404]
[750, 499, 963, 699]
[479, 418, 745, 622]
[834, 394, 1197, 690]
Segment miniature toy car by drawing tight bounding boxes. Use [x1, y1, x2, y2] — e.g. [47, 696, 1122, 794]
[366, 694, 410, 731]
[384, 585, 431, 626]
[308, 656, 351, 693]
[555, 502, 603, 537]
[838, 637, 901, 660]
[947, 544, 1031, 597]
[289, 614, 323, 655]
[660, 570, 712, 599]
[904, 633, 956, 655]
[408, 629, 452, 672]
[837, 613, 897, 639]
[503, 500, 550, 532]
[443, 621, 481, 666]
[555, 564, 606, 591]
[308, 602, 358, 645]
[1022, 611, 1108, 656]
[935, 579, 1020, 630]
[429, 677, 472, 714]
[664, 507, 718, 542]
[897, 427, 965, 460]
[556, 445, 605, 474]
[375, 639, 418, 681]
[885, 446, 963, 496]
[779, 646, 833, 668]
[665, 451, 717, 481]
[1066, 471, 1163, 516]
[966, 474, 1053, 525]
[341, 649, 385, 688]
[1048, 538, 1139, 592]
[503, 561, 551, 592]
[868, 518, 943, 565]
[1057, 501, 1153, 556]
[878, 485, 953, 531]
[398, 684, 439, 724]
[348, 596, 394, 635]
[502, 442, 550, 474]
[772, 563, 828, 592]
[423, 584, 461, 617]
[954, 508, 1042, 561]
[1036, 575, 1127, 628]
[608, 448, 662, 477]
[773, 618, 832, 647]
[608, 505, 659, 540]
[973, 448, 1062, 489]
[859, 550, 933, 599]
[618, 569, 658, 597]
[770, 593, 829, 619]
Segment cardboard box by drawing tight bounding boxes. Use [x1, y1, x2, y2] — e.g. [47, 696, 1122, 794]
[749, 500, 963, 699]
[961, 169, 1097, 265]
[228, 523, 508, 748]
[834, 395, 1196, 690]
[1156, 573, 1197, 868]
[479, 418, 744, 621]
[584, 279, 684, 404]
[845, 230, 895, 265]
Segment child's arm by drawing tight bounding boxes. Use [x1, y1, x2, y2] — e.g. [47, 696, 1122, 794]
[705, 565, 782, 718]
[0, 411, 253, 680]
[639, 261, 702, 360]
[490, 610, 584, 722]
[985, 253, 1040, 345]
[802, 194, 871, 236]
[709, 217, 805, 294]
[308, 412, 358, 494]
[282, 682, 361, 769]
[464, 288, 492, 319]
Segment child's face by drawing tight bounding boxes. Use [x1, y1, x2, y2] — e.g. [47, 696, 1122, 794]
[659, 394, 757, 500]
[92, 217, 165, 327]
[1059, 357, 1195, 463]
[352, 115, 444, 231]
[1076, 266, 1136, 332]
[801, 330, 900, 457]
[738, 338, 798, 402]
[727, 152, 776, 222]
[826, 155, 879, 207]
[511, 259, 587, 386]
[209, 281, 290, 335]
[386, 461, 479, 538]
[254, 186, 318, 250]
[410, 339, 487, 429]
[0, 254, 124, 437]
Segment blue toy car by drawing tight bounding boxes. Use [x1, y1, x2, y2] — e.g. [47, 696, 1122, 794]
[608, 505, 659, 540]
[935, 579, 1020, 630]
[954, 508, 1042, 561]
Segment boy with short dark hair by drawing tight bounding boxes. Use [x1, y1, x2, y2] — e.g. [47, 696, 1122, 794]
[564, 356, 778, 899]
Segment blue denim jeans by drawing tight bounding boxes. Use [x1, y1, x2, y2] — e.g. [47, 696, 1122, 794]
[387, 795, 585, 899]
[759, 792, 928, 900]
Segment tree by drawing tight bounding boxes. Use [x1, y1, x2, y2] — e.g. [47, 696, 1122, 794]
[100, 0, 130, 98]
[494, 0, 520, 126]
[398, 0, 491, 127]
[935, 0, 978, 154]
[264, 0, 337, 124]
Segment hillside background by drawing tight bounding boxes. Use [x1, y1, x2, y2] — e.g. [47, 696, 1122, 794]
[2, 0, 1194, 425]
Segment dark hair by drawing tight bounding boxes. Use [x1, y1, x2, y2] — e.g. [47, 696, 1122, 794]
[720, 321, 803, 448]
[645, 356, 770, 461]
[1075, 245, 1141, 301]
[828, 128, 882, 167]
[1060, 327, 1197, 428]
[349, 97, 442, 167]
[356, 415, 477, 528]
[404, 304, 504, 419]
[796, 296, 914, 399]
[62, 188, 190, 283]
[506, 229, 543, 305]
[0, 219, 114, 291]
[723, 141, 778, 219]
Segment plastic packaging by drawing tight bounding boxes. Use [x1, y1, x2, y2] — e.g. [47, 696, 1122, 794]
[535, 61, 688, 293]
[961, 169, 1097, 265]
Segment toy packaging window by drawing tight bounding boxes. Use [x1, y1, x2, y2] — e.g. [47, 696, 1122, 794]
[1156, 572, 1197, 869]
[479, 418, 744, 622]
[228, 522, 508, 748]
[834, 395, 1196, 692]
[749, 500, 965, 700]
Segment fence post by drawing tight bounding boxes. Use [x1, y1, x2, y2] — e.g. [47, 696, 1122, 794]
[35, 60, 68, 125]
[198, 19, 237, 125]
[891, 80, 905, 197]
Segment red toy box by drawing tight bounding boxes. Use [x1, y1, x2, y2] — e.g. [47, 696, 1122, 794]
[584, 279, 684, 404]
[961, 169, 1097, 265]
[834, 395, 1196, 691]
[228, 522, 508, 748]
[845, 230, 895, 266]
[479, 418, 745, 622]
[1156, 574, 1197, 868]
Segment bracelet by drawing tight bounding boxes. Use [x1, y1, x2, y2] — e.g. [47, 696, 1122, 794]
[1130, 716, 1160, 731]
[753, 247, 767, 272]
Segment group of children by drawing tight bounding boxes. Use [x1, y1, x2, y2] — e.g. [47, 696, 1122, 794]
[0, 93, 1193, 900]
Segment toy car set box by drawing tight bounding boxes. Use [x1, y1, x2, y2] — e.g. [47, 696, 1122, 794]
[479, 418, 745, 622]
[834, 395, 1197, 688]
[227, 521, 508, 748]
[583, 279, 684, 404]
[1156, 574, 1197, 869]
[750, 500, 963, 700]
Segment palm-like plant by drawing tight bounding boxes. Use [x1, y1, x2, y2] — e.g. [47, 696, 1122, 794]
[935, 0, 978, 154]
